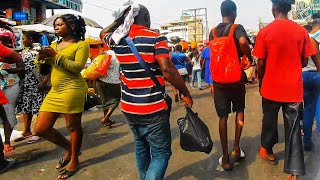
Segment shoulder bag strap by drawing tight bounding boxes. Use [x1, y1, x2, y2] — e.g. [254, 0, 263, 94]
[125, 36, 167, 97]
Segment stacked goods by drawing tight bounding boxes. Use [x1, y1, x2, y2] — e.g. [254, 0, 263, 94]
[180, 41, 189, 51]
[190, 41, 198, 49]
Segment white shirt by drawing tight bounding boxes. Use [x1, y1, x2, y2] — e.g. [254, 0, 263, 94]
[98, 50, 121, 84]
[192, 57, 201, 70]
[303, 33, 319, 72]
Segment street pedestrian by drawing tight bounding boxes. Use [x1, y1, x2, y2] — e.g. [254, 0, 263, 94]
[201, 46, 214, 95]
[209, 0, 253, 171]
[34, 14, 89, 180]
[100, 3, 193, 180]
[302, 14, 320, 152]
[190, 50, 202, 90]
[253, 0, 316, 179]
[0, 28, 25, 155]
[96, 50, 121, 128]
[171, 44, 190, 102]
[15, 30, 49, 144]
[0, 42, 23, 174]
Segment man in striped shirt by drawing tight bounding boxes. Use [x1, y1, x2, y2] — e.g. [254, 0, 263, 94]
[100, 5, 193, 180]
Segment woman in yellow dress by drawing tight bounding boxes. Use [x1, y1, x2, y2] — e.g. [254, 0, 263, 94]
[35, 14, 89, 180]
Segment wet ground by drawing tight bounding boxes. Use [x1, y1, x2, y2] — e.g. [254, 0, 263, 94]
[1, 84, 320, 180]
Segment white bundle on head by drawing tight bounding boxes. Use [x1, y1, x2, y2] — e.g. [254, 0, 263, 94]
[112, 0, 140, 44]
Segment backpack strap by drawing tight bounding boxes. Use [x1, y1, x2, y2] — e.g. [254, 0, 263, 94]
[228, 24, 238, 38]
[222, 24, 232, 36]
[212, 28, 217, 39]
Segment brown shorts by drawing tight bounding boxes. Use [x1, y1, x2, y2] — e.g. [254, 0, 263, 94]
[95, 80, 121, 109]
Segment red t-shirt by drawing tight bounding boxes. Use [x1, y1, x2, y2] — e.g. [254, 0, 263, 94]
[253, 19, 316, 102]
[0, 90, 8, 105]
[0, 43, 12, 104]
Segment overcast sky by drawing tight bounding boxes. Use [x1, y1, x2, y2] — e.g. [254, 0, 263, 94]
[52, 0, 275, 30]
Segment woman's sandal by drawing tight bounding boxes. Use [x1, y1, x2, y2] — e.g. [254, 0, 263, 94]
[101, 120, 115, 127]
[218, 156, 233, 171]
[230, 148, 246, 163]
[14, 135, 32, 142]
[3, 144, 14, 155]
[56, 151, 82, 171]
[27, 136, 40, 144]
[58, 167, 79, 180]
[56, 158, 71, 171]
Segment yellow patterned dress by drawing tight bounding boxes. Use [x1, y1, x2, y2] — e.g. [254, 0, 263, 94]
[39, 40, 89, 114]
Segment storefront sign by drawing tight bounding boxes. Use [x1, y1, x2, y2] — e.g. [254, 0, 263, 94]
[13, 12, 28, 20]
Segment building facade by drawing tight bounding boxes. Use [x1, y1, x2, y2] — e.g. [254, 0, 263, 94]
[160, 16, 204, 42]
[0, 0, 83, 24]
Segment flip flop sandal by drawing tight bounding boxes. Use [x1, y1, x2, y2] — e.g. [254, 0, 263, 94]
[58, 167, 79, 180]
[258, 147, 278, 165]
[14, 135, 32, 142]
[231, 148, 246, 162]
[218, 156, 233, 171]
[56, 158, 71, 171]
[27, 136, 40, 144]
[56, 151, 83, 171]
[101, 120, 115, 127]
[3, 144, 14, 155]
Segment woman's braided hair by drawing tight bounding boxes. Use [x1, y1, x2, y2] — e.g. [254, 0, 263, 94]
[271, 0, 296, 14]
[54, 14, 86, 42]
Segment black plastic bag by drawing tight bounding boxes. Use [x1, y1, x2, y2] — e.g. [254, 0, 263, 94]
[177, 107, 213, 154]
[84, 94, 101, 110]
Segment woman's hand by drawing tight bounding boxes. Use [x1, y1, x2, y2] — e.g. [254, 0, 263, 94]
[38, 47, 57, 60]
[37, 82, 47, 92]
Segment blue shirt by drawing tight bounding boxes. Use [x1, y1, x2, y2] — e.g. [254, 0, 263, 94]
[41, 35, 49, 47]
[201, 47, 210, 60]
[171, 52, 188, 69]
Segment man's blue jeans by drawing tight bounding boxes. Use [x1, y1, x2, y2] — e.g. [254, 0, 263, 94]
[302, 71, 320, 145]
[125, 111, 172, 180]
[191, 69, 202, 88]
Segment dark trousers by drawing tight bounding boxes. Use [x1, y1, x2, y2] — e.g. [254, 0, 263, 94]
[261, 98, 305, 175]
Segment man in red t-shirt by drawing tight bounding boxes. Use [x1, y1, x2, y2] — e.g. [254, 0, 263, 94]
[0, 43, 23, 173]
[253, 0, 316, 179]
